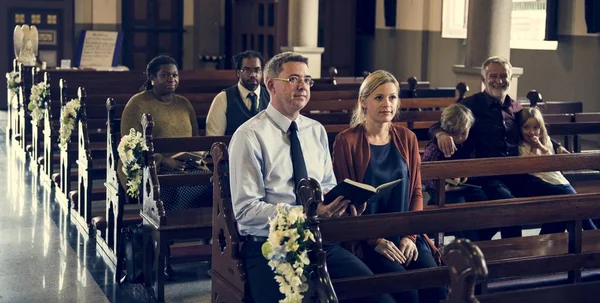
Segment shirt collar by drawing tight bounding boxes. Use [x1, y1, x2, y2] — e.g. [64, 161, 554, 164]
[484, 91, 512, 108]
[237, 82, 261, 99]
[265, 103, 303, 132]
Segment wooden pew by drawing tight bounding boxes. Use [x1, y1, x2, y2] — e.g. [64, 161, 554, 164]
[6, 59, 19, 140]
[96, 98, 132, 267]
[15, 63, 34, 158]
[140, 114, 230, 302]
[423, 152, 600, 245]
[209, 143, 600, 302]
[444, 239, 600, 303]
[70, 87, 110, 235]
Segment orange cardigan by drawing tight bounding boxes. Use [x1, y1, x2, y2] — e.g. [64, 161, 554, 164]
[332, 124, 438, 255]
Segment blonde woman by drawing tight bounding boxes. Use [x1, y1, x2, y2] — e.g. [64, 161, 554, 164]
[518, 107, 597, 234]
[333, 70, 447, 303]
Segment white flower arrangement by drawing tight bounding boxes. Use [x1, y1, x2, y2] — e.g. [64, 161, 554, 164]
[262, 204, 316, 303]
[58, 98, 81, 150]
[117, 128, 148, 199]
[6, 71, 21, 107]
[6, 71, 21, 92]
[28, 81, 49, 124]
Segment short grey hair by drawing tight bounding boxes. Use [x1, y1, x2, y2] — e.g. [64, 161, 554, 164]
[441, 103, 475, 135]
[480, 56, 513, 78]
[263, 52, 309, 83]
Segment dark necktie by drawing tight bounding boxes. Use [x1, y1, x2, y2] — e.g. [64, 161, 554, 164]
[248, 92, 258, 115]
[289, 121, 308, 205]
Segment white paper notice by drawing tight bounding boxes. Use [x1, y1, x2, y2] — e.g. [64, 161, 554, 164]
[79, 31, 119, 68]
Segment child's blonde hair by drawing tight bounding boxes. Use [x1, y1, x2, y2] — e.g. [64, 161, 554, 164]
[519, 107, 550, 146]
[440, 103, 474, 135]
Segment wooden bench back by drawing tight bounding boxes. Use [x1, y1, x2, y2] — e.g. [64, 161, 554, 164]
[140, 114, 231, 227]
[444, 239, 600, 303]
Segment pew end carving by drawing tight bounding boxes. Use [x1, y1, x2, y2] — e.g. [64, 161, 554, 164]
[16, 62, 34, 157]
[71, 86, 97, 234]
[443, 239, 488, 303]
[141, 113, 165, 226]
[407, 76, 418, 98]
[97, 97, 126, 268]
[527, 90, 543, 108]
[208, 142, 250, 303]
[41, 72, 56, 186]
[328, 66, 338, 85]
[456, 82, 468, 102]
[56, 79, 73, 210]
[297, 178, 338, 303]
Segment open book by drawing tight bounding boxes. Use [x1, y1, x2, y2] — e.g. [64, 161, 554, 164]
[324, 178, 403, 206]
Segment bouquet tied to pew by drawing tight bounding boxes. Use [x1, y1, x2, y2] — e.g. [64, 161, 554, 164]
[5, 71, 21, 107]
[118, 128, 148, 200]
[262, 204, 315, 303]
[28, 81, 49, 125]
[58, 98, 81, 150]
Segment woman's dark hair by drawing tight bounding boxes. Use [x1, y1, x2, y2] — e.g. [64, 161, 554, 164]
[232, 50, 264, 71]
[141, 55, 178, 91]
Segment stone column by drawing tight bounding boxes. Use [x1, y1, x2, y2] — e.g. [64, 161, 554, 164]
[281, 0, 324, 78]
[453, 0, 523, 98]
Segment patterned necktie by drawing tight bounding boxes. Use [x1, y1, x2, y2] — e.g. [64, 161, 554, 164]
[248, 92, 258, 115]
[289, 121, 308, 205]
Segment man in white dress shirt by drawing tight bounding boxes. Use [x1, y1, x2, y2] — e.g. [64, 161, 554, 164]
[205, 50, 270, 136]
[228, 52, 395, 303]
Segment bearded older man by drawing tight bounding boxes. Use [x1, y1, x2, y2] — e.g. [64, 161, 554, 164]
[428, 56, 569, 241]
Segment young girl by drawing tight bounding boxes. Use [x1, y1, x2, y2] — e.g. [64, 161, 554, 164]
[518, 107, 596, 234]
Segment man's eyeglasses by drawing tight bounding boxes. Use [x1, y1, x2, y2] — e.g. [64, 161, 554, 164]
[240, 68, 262, 75]
[273, 76, 314, 87]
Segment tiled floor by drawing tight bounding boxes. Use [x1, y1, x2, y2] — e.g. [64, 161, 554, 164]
[0, 111, 211, 303]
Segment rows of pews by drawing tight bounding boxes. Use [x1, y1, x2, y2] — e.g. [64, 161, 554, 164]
[5, 59, 600, 302]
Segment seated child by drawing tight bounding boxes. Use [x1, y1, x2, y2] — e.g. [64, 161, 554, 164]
[423, 103, 486, 205]
[518, 107, 597, 234]
[423, 104, 489, 241]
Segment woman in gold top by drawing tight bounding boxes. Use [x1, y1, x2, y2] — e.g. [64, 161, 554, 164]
[118, 55, 199, 188]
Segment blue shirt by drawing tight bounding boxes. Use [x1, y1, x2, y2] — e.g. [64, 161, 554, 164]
[229, 103, 337, 236]
[362, 142, 410, 245]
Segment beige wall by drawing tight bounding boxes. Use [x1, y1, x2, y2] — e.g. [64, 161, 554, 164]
[369, 0, 600, 114]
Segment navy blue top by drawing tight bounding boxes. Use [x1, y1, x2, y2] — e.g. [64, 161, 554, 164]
[362, 142, 410, 245]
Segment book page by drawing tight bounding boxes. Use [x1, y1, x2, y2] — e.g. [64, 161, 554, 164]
[343, 179, 376, 192]
[376, 178, 403, 191]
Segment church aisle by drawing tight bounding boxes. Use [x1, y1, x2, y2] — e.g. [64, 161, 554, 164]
[0, 126, 110, 301]
[0, 110, 212, 303]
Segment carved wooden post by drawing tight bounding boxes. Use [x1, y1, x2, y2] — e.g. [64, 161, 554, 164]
[443, 239, 488, 303]
[58, 79, 71, 207]
[407, 76, 418, 98]
[328, 66, 338, 85]
[297, 177, 338, 303]
[41, 72, 54, 185]
[6, 59, 19, 140]
[17, 63, 33, 155]
[456, 82, 469, 102]
[526, 90, 542, 108]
